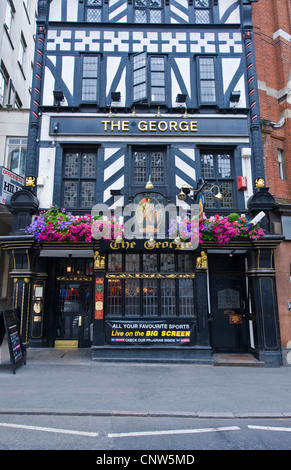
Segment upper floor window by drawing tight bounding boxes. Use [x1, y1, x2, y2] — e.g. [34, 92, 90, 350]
[133, 149, 166, 186]
[278, 149, 287, 180]
[134, 0, 162, 23]
[86, 0, 102, 22]
[0, 63, 9, 107]
[5, 0, 15, 35]
[19, 33, 27, 69]
[194, 0, 211, 24]
[133, 52, 166, 104]
[200, 151, 234, 208]
[82, 55, 99, 102]
[62, 151, 96, 208]
[6, 138, 27, 176]
[198, 57, 216, 104]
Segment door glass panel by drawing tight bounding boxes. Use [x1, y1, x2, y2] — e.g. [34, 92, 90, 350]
[217, 288, 240, 309]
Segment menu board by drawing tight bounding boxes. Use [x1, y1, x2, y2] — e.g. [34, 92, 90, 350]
[1, 310, 26, 374]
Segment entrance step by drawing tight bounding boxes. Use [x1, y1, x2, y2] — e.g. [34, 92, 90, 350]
[212, 353, 265, 367]
[91, 346, 212, 364]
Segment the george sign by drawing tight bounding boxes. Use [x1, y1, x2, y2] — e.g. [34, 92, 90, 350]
[50, 116, 249, 137]
[0, 167, 24, 205]
[106, 320, 195, 346]
[0, 309, 26, 374]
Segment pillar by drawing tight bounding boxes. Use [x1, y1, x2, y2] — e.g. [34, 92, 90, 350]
[247, 241, 282, 366]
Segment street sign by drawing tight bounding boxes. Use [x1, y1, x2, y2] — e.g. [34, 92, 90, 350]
[0, 167, 24, 205]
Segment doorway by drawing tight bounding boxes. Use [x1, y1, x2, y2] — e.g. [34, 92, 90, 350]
[55, 282, 93, 347]
[209, 255, 249, 353]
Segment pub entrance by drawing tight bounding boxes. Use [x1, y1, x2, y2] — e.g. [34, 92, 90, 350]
[55, 281, 93, 348]
[209, 254, 250, 353]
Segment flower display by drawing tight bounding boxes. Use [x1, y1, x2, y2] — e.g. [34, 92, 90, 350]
[169, 213, 264, 246]
[25, 206, 123, 243]
[26, 207, 264, 246]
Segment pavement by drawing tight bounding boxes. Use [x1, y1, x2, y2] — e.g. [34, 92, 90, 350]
[1, 343, 291, 419]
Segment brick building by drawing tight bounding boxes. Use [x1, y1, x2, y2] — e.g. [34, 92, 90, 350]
[252, 0, 291, 365]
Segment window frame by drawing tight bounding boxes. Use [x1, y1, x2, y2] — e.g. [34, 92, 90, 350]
[6, 137, 27, 176]
[85, 0, 103, 23]
[131, 146, 167, 188]
[133, 0, 163, 24]
[62, 150, 97, 209]
[200, 149, 235, 209]
[81, 54, 100, 104]
[106, 252, 195, 319]
[197, 56, 217, 106]
[0, 64, 9, 107]
[132, 52, 167, 105]
[193, 0, 211, 24]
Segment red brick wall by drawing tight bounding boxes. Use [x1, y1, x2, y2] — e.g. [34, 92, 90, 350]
[252, 0, 291, 202]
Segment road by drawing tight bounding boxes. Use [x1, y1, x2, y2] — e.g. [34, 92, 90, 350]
[0, 414, 290, 452]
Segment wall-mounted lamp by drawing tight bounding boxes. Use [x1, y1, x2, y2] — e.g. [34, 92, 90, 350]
[176, 93, 187, 103]
[177, 180, 223, 202]
[53, 121, 59, 134]
[111, 91, 121, 102]
[230, 90, 241, 103]
[53, 90, 64, 106]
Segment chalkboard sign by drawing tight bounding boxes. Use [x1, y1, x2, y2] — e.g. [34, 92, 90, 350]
[1, 309, 26, 374]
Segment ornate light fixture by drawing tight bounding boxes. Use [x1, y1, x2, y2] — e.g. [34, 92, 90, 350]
[177, 180, 223, 202]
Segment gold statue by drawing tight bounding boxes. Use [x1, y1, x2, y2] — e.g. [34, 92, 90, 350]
[255, 178, 265, 189]
[94, 251, 105, 269]
[26, 176, 36, 187]
[196, 251, 208, 269]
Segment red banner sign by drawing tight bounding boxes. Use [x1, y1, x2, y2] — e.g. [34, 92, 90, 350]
[95, 278, 104, 320]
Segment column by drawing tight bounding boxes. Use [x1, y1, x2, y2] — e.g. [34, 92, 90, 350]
[247, 243, 282, 366]
[195, 251, 211, 357]
[92, 250, 106, 346]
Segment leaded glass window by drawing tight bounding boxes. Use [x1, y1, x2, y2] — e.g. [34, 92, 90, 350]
[132, 53, 166, 104]
[86, 0, 102, 22]
[194, 0, 211, 24]
[63, 151, 96, 208]
[200, 151, 234, 208]
[82, 56, 99, 102]
[198, 57, 216, 103]
[134, 0, 162, 23]
[105, 253, 195, 318]
[133, 149, 166, 185]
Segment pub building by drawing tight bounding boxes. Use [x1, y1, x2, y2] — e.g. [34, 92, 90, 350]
[0, 0, 284, 366]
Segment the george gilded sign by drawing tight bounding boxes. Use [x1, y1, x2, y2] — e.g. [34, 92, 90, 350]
[50, 116, 249, 137]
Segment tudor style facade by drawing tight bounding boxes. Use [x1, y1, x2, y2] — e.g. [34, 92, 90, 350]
[0, 0, 285, 366]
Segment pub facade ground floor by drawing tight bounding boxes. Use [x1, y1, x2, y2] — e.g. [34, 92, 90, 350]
[0, 234, 283, 367]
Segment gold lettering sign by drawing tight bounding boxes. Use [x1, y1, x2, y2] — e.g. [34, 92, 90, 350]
[102, 120, 198, 133]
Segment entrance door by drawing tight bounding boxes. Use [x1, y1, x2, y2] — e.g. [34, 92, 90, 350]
[211, 278, 249, 352]
[56, 282, 92, 347]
